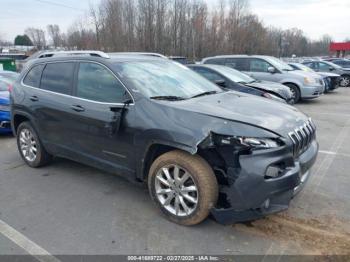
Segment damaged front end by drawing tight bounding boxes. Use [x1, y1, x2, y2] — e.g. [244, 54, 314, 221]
[197, 130, 318, 225]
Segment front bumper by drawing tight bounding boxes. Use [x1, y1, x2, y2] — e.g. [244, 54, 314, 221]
[211, 140, 318, 225]
[0, 110, 12, 133]
[300, 84, 324, 99]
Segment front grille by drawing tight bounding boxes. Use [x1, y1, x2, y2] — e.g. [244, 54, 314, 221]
[288, 119, 316, 157]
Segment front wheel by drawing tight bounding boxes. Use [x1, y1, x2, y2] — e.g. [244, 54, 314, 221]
[285, 83, 301, 103]
[339, 76, 350, 87]
[148, 150, 218, 226]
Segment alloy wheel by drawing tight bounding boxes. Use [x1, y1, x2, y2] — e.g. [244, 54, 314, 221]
[19, 128, 38, 162]
[155, 164, 198, 217]
[339, 76, 350, 87]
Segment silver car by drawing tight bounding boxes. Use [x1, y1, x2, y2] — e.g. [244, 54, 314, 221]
[202, 55, 325, 103]
[302, 60, 350, 87]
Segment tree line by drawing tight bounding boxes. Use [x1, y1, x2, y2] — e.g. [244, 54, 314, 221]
[13, 0, 338, 59]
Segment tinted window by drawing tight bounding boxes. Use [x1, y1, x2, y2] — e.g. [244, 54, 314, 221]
[204, 58, 225, 65]
[23, 64, 44, 88]
[41, 63, 74, 95]
[249, 59, 271, 72]
[77, 63, 128, 103]
[192, 68, 224, 82]
[225, 58, 249, 71]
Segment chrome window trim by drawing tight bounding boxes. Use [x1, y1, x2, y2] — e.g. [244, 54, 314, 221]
[21, 60, 135, 106]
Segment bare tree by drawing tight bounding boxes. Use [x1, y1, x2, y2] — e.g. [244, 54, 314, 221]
[25, 27, 46, 50]
[47, 24, 63, 48]
[59, 0, 336, 58]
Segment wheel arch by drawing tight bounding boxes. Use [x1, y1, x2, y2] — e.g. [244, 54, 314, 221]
[140, 142, 194, 181]
[12, 111, 33, 135]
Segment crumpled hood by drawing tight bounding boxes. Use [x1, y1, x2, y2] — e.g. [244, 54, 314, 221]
[166, 91, 309, 137]
[246, 80, 292, 99]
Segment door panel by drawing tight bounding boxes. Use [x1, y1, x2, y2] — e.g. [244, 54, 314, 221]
[30, 62, 76, 152]
[68, 62, 135, 174]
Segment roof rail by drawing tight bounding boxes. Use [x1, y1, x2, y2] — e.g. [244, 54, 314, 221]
[46, 50, 110, 59]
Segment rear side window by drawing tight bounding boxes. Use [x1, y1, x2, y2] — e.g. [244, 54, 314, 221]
[76, 62, 128, 103]
[23, 64, 44, 88]
[40, 63, 75, 95]
[225, 58, 249, 71]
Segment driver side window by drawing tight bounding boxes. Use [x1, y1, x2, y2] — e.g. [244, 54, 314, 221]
[76, 62, 129, 103]
[249, 59, 272, 73]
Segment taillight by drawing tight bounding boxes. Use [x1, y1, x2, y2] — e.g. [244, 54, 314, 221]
[8, 84, 13, 92]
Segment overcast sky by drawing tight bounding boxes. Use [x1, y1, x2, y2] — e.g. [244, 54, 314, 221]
[0, 0, 349, 42]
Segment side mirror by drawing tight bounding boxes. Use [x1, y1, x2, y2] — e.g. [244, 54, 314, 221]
[214, 79, 226, 87]
[329, 67, 335, 71]
[267, 67, 276, 74]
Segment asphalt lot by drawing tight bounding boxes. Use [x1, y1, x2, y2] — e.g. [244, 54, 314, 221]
[1, 88, 350, 259]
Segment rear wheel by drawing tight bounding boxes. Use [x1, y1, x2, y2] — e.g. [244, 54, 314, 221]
[339, 75, 350, 87]
[17, 122, 52, 168]
[148, 150, 218, 226]
[285, 83, 301, 103]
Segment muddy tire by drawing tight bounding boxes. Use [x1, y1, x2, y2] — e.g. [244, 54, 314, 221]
[148, 150, 218, 226]
[17, 121, 52, 168]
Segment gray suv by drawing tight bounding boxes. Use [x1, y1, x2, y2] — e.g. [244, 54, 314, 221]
[302, 60, 350, 87]
[202, 55, 325, 103]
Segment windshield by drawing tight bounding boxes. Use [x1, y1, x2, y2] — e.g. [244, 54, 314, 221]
[0, 80, 10, 91]
[326, 61, 342, 69]
[113, 60, 222, 99]
[293, 63, 315, 73]
[209, 65, 255, 84]
[265, 57, 294, 71]
[0, 73, 19, 82]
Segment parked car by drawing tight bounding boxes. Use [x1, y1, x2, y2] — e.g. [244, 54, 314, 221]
[0, 72, 19, 133]
[302, 60, 350, 87]
[12, 54, 318, 225]
[202, 55, 324, 103]
[322, 58, 350, 69]
[288, 62, 340, 93]
[188, 64, 293, 104]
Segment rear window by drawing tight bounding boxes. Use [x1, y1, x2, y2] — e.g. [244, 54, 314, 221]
[23, 64, 45, 88]
[40, 63, 75, 95]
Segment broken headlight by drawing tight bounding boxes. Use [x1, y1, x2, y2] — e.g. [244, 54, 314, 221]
[216, 136, 283, 150]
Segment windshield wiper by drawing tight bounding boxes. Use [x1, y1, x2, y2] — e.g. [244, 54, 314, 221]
[191, 91, 219, 99]
[150, 96, 186, 101]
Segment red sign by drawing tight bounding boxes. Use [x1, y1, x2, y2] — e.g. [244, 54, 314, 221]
[330, 42, 350, 51]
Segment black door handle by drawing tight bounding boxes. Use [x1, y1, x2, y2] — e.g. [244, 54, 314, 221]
[70, 105, 85, 112]
[30, 96, 39, 102]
